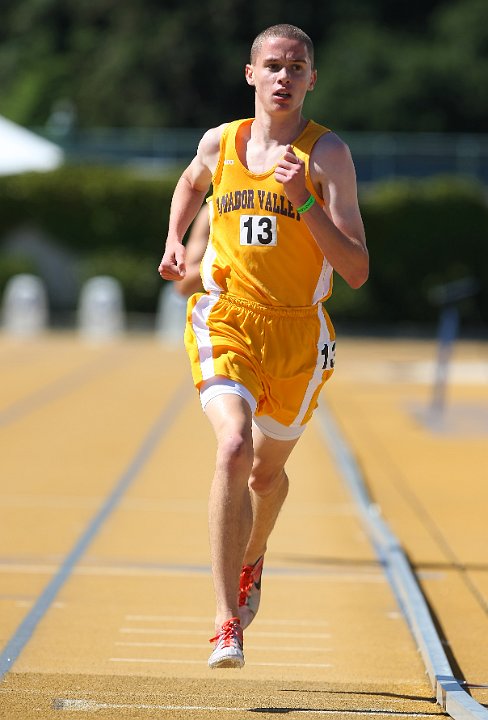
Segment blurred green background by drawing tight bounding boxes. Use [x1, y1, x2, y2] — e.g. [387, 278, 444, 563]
[1, 0, 487, 331]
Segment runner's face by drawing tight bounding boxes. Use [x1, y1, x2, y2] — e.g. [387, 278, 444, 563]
[245, 37, 316, 114]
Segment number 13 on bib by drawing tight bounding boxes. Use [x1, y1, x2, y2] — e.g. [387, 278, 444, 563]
[240, 215, 277, 246]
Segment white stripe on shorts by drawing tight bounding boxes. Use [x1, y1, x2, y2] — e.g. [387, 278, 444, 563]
[200, 221, 222, 295]
[292, 304, 331, 427]
[191, 292, 220, 380]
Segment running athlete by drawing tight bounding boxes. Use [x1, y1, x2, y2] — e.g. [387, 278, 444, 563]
[158, 23, 369, 670]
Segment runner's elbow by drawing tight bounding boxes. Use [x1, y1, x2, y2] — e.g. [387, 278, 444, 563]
[345, 254, 369, 289]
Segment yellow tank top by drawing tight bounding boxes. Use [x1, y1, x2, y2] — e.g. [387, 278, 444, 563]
[201, 118, 333, 307]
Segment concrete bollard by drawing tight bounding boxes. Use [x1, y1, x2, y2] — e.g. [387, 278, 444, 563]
[78, 276, 125, 341]
[1, 274, 48, 336]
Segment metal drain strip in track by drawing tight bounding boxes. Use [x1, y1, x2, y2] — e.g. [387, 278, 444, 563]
[317, 403, 488, 720]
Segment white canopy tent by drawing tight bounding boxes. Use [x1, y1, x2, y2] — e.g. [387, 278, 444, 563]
[0, 115, 64, 175]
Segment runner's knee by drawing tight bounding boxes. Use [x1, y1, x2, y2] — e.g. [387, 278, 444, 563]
[216, 432, 254, 476]
[249, 466, 289, 498]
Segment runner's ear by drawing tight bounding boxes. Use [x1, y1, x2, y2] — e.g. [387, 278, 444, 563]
[245, 64, 255, 87]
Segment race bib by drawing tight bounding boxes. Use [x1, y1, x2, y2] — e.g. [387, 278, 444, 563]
[240, 215, 277, 246]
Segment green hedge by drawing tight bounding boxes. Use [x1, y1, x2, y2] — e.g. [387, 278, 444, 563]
[366, 176, 487, 324]
[0, 165, 181, 313]
[1, 167, 487, 326]
[0, 165, 180, 254]
[328, 176, 488, 327]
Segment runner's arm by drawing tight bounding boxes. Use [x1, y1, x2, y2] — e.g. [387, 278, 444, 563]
[158, 126, 222, 282]
[173, 204, 209, 297]
[276, 134, 368, 289]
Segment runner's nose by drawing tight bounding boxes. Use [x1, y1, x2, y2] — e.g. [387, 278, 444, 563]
[277, 67, 291, 83]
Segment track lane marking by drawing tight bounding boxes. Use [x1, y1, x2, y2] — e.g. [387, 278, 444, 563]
[109, 657, 333, 668]
[119, 628, 331, 638]
[0, 562, 385, 582]
[115, 641, 332, 651]
[52, 698, 440, 715]
[316, 402, 488, 720]
[125, 614, 330, 626]
[0, 347, 121, 427]
[0, 379, 191, 679]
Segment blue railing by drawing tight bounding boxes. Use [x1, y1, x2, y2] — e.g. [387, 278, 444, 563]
[35, 127, 488, 184]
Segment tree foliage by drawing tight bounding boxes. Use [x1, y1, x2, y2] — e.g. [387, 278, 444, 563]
[1, 0, 487, 132]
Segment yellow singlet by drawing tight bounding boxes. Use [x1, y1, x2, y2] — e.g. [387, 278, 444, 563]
[201, 118, 333, 307]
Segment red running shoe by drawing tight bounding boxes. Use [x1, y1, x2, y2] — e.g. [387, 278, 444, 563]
[238, 555, 264, 630]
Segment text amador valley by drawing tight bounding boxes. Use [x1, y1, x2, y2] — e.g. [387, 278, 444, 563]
[215, 189, 302, 220]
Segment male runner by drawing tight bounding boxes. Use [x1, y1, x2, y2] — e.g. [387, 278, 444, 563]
[159, 23, 368, 669]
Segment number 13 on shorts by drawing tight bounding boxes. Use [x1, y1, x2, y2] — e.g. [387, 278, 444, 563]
[322, 341, 336, 370]
[240, 215, 277, 246]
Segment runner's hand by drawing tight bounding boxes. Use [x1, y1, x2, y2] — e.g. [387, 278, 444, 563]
[274, 145, 309, 208]
[158, 244, 187, 281]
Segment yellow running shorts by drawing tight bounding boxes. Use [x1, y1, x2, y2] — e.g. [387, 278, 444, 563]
[184, 292, 335, 429]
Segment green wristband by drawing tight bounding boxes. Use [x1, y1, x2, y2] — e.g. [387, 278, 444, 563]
[296, 195, 316, 214]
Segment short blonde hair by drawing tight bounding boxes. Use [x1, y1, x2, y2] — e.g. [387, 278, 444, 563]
[250, 24, 314, 68]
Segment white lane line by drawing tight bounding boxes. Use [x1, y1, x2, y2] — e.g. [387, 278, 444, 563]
[126, 614, 214, 623]
[0, 495, 102, 509]
[114, 499, 356, 515]
[109, 657, 333, 668]
[125, 615, 330, 627]
[0, 563, 59, 574]
[0, 563, 384, 582]
[119, 628, 331, 638]
[53, 698, 438, 716]
[115, 641, 332, 652]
